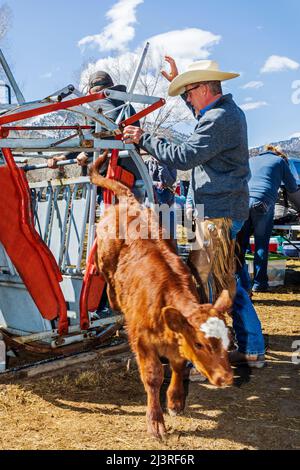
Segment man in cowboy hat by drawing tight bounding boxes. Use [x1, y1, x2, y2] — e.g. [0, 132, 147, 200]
[123, 56, 265, 368]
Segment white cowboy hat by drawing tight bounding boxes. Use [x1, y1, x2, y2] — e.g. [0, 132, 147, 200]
[168, 60, 240, 97]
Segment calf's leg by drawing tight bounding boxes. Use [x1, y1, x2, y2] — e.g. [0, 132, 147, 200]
[106, 282, 120, 311]
[167, 360, 186, 416]
[136, 343, 166, 439]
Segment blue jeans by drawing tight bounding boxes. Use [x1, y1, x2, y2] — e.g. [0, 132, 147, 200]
[231, 220, 265, 355]
[241, 198, 275, 290]
[156, 189, 176, 240]
[159, 206, 176, 240]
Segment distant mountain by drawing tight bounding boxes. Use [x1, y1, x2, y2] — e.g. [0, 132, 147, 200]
[166, 132, 300, 180]
[167, 132, 300, 160]
[250, 137, 300, 159]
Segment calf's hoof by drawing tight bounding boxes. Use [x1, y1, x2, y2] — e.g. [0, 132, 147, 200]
[167, 396, 185, 416]
[168, 408, 180, 417]
[147, 418, 167, 440]
[168, 403, 185, 417]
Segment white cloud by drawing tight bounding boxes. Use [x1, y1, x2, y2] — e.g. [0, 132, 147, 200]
[79, 28, 222, 92]
[77, 3, 223, 130]
[290, 132, 300, 139]
[146, 28, 221, 71]
[241, 81, 264, 89]
[77, 10, 223, 130]
[261, 55, 300, 73]
[240, 101, 268, 111]
[78, 0, 222, 89]
[244, 97, 253, 102]
[78, 0, 144, 53]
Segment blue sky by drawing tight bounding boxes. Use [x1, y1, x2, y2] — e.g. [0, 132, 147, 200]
[1, 0, 300, 147]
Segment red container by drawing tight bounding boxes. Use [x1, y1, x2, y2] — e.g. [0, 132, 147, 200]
[250, 241, 278, 253]
[269, 243, 278, 252]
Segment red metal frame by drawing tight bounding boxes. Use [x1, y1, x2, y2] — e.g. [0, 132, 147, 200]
[3, 126, 93, 131]
[119, 98, 165, 128]
[0, 96, 165, 131]
[0, 92, 106, 126]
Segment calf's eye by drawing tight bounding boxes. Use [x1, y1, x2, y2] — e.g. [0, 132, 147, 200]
[195, 342, 203, 350]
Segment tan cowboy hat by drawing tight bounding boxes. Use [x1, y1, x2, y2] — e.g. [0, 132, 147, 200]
[168, 60, 240, 97]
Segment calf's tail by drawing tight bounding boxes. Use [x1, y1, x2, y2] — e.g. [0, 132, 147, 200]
[89, 151, 136, 201]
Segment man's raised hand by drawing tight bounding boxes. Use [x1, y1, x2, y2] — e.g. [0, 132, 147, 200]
[161, 56, 179, 83]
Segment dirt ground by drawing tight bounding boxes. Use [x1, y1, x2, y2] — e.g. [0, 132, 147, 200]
[0, 261, 299, 451]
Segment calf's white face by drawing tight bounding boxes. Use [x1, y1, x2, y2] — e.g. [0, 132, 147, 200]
[163, 306, 233, 387]
[200, 317, 230, 350]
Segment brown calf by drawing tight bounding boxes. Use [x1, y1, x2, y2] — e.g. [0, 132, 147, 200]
[90, 155, 233, 439]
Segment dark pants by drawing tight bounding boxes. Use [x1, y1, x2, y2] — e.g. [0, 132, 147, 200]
[240, 198, 275, 290]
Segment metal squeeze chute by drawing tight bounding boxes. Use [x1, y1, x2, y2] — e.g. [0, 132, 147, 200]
[0, 67, 165, 336]
[0, 91, 116, 336]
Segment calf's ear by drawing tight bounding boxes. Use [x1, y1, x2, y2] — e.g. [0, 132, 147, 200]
[162, 307, 187, 333]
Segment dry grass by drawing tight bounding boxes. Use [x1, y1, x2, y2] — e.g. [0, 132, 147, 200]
[0, 262, 299, 450]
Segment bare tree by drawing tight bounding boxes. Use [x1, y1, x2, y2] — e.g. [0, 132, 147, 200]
[136, 54, 193, 135]
[78, 52, 193, 139]
[0, 2, 12, 103]
[0, 3, 11, 42]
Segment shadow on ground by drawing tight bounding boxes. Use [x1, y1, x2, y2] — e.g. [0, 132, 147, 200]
[1, 332, 298, 450]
